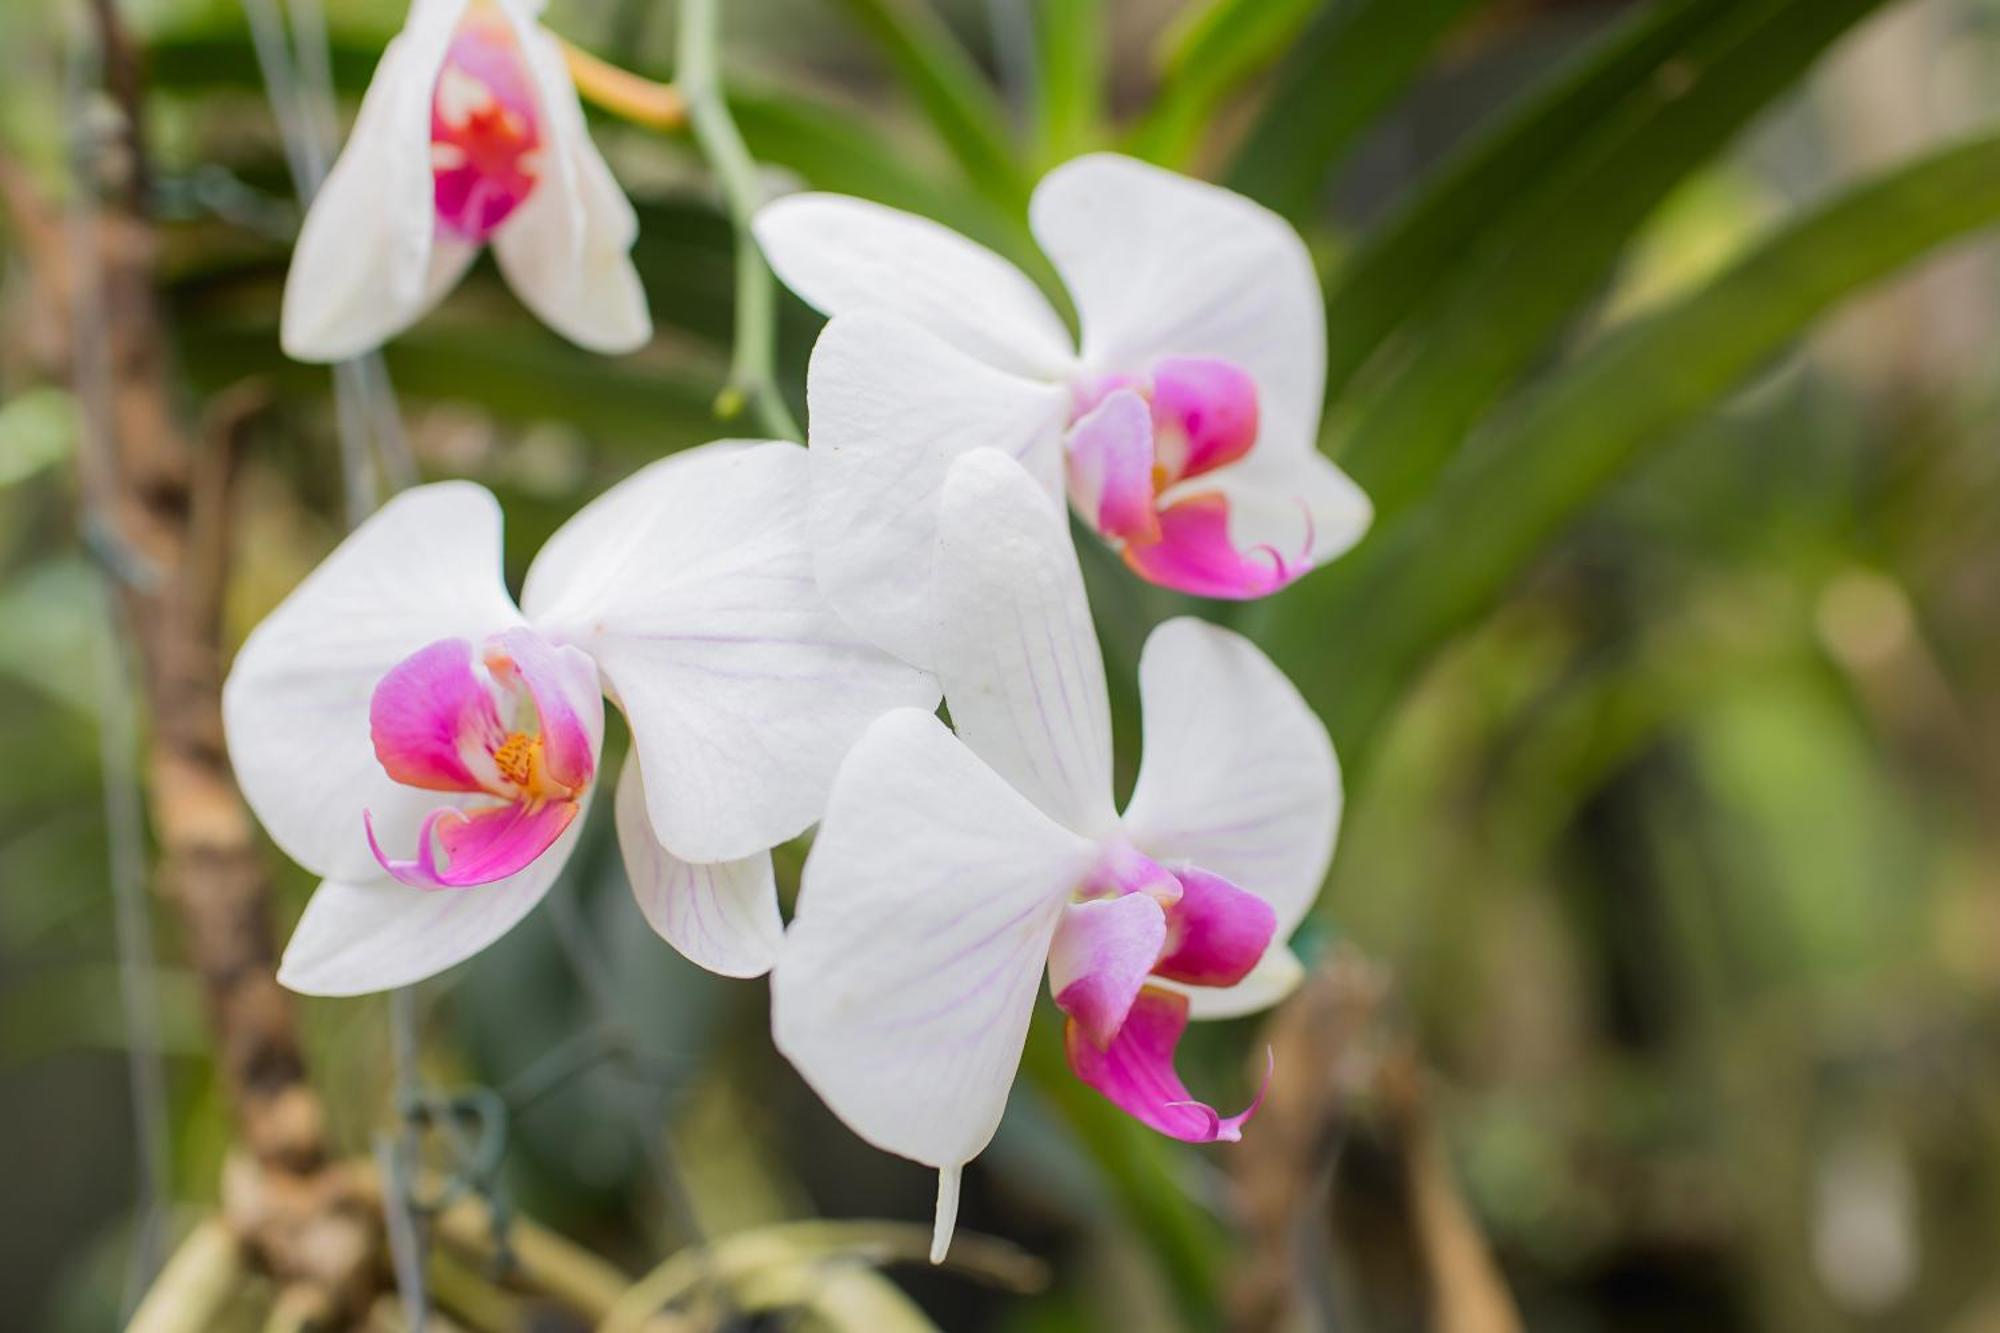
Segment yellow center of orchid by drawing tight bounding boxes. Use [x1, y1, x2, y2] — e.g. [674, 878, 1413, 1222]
[490, 730, 542, 791]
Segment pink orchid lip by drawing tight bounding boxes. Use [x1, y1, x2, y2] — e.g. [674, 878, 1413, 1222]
[431, 6, 544, 243]
[1063, 986, 1271, 1143]
[1050, 891, 1168, 1050]
[365, 798, 579, 890]
[1065, 389, 1160, 546]
[364, 632, 595, 890]
[1149, 358, 1259, 484]
[1063, 359, 1315, 600]
[1153, 864, 1276, 989]
[1051, 850, 1280, 1135]
[1121, 490, 1316, 601]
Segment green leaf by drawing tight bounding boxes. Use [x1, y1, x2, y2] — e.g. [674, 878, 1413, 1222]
[1290, 132, 2000, 760]
[1333, 0, 1891, 522]
[147, 29, 383, 93]
[1021, 1011, 1226, 1323]
[1315, 0, 1745, 404]
[176, 321, 724, 452]
[1029, 0, 1104, 166]
[0, 387, 78, 488]
[0, 559, 108, 717]
[732, 84, 1035, 267]
[1225, 0, 1478, 219]
[1128, 0, 1321, 166]
[831, 0, 1031, 215]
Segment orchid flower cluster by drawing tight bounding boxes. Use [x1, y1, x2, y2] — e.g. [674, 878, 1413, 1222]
[228, 0, 1367, 1263]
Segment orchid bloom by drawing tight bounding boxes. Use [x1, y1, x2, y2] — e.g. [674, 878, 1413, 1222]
[772, 450, 1341, 1261]
[222, 442, 935, 995]
[281, 0, 649, 362]
[752, 152, 1371, 668]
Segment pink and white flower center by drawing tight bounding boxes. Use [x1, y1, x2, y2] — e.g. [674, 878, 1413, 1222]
[1062, 359, 1315, 601]
[430, 5, 544, 243]
[1047, 841, 1276, 1143]
[364, 627, 597, 889]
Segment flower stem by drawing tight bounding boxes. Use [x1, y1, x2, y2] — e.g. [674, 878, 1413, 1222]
[562, 38, 687, 131]
[677, 0, 804, 443]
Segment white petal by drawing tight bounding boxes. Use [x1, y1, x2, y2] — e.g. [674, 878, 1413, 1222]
[1030, 153, 1325, 458]
[1189, 447, 1372, 572]
[807, 311, 1073, 668]
[280, 0, 470, 362]
[932, 1166, 962, 1264]
[934, 449, 1118, 836]
[222, 483, 525, 881]
[615, 751, 779, 978]
[276, 792, 587, 996]
[1121, 617, 1340, 937]
[1164, 942, 1306, 1021]
[489, 17, 651, 353]
[755, 194, 1075, 380]
[521, 441, 936, 864]
[773, 708, 1097, 1171]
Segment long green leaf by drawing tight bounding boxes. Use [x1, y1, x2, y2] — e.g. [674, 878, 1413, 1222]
[1225, 0, 1478, 219]
[1290, 132, 2000, 759]
[1315, 0, 1740, 403]
[1334, 0, 1891, 522]
[1128, 0, 1321, 166]
[1021, 1013, 1226, 1325]
[1030, 0, 1103, 166]
[730, 86, 1023, 254]
[176, 322, 722, 451]
[831, 0, 1030, 213]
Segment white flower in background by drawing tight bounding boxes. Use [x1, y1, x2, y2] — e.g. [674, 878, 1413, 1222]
[753, 152, 1371, 668]
[282, 0, 650, 361]
[222, 443, 935, 995]
[772, 450, 1342, 1261]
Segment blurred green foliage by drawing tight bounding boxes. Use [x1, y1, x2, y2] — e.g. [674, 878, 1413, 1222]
[4, 0, 2000, 1329]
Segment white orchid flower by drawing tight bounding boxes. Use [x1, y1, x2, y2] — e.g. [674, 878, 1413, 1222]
[222, 442, 936, 995]
[772, 449, 1342, 1262]
[752, 152, 1372, 668]
[281, 0, 650, 361]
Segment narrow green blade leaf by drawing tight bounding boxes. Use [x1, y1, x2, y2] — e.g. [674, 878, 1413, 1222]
[1317, 0, 1739, 402]
[1128, 0, 1322, 166]
[731, 86, 1031, 261]
[1225, 0, 1479, 219]
[832, 0, 1031, 213]
[1294, 132, 2000, 758]
[1021, 1013, 1226, 1323]
[1334, 0, 1890, 522]
[1030, 0, 1104, 166]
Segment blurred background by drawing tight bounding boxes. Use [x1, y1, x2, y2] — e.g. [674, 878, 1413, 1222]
[3, 0, 1999, 1329]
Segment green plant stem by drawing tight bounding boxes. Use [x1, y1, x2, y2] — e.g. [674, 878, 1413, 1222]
[677, 0, 802, 443]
